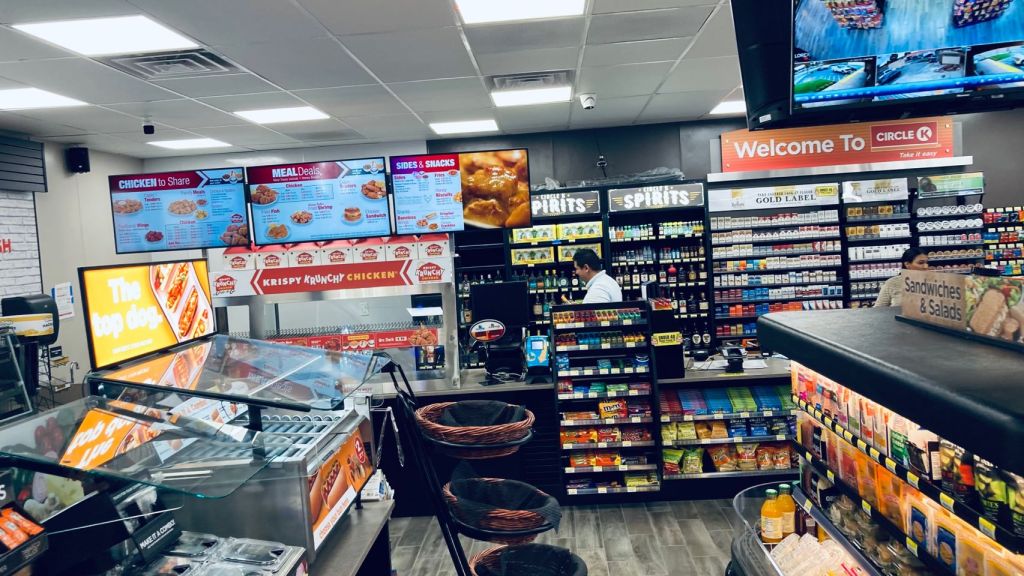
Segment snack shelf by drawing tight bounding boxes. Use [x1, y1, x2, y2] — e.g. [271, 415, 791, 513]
[711, 219, 840, 233]
[660, 409, 797, 423]
[715, 294, 845, 305]
[714, 264, 844, 274]
[666, 434, 789, 447]
[560, 416, 654, 427]
[557, 389, 650, 400]
[794, 397, 1024, 554]
[566, 485, 660, 495]
[796, 448, 953, 575]
[791, 488, 887, 576]
[713, 250, 842, 262]
[558, 366, 650, 377]
[555, 342, 645, 353]
[715, 280, 844, 289]
[712, 235, 841, 247]
[564, 464, 658, 474]
[562, 441, 656, 450]
[846, 235, 913, 243]
[663, 469, 797, 480]
[847, 214, 912, 223]
[553, 319, 644, 331]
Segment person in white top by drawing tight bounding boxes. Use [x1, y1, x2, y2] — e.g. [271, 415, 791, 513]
[874, 247, 929, 308]
[565, 248, 622, 304]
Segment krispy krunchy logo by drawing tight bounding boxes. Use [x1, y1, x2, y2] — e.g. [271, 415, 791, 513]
[416, 262, 444, 282]
[327, 250, 347, 263]
[264, 255, 282, 267]
[296, 252, 315, 265]
[871, 122, 938, 150]
[393, 246, 411, 259]
[361, 249, 378, 261]
[425, 243, 444, 257]
[215, 275, 237, 294]
[229, 256, 248, 269]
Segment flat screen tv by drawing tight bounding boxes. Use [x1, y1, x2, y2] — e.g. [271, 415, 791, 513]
[245, 158, 391, 245]
[732, 0, 1024, 129]
[389, 149, 531, 234]
[108, 168, 249, 253]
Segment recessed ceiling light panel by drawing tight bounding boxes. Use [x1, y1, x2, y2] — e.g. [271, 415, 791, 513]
[14, 15, 198, 56]
[148, 138, 231, 150]
[455, 0, 585, 24]
[492, 86, 572, 107]
[710, 100, 747, 115]
[0, 88, 86, 110]
[233, 106, 330, 124]
[429, 119, 499, 135]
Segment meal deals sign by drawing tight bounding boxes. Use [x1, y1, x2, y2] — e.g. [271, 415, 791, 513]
[210, 259, 452, 298]
[531, 190, 601, 219]
[842, 178, 910, 204]
[608, 183, 705, 212]
[708, 183, 839, 213]
[720, 117, 954, 172]
[901, 271, 1024, 349]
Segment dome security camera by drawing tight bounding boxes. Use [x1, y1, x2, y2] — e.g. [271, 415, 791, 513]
[579, 93, 597, 110]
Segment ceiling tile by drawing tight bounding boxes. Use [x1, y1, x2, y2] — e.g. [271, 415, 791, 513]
[106, 100, 247, 128]
[567, 95, 649, 127]
[418, 108, 496, 124]
[0, 0, 139, 23]
[477, 47, 579, 76]
[296, 0, 455, 35]
[190, 125, 300, 146]
[0, 28, 73, 61]
[214, 38, 374, 89]
[465, 18, 584, 55]
[267, 119, 363, 142]
[0, 112, 88, 138]
[198, 92, 306, 113]
[388, 78, 490, 113]
[588, 7, 714, 44]
[340, 27, 477, 82]
[583, 37, 691, 67]
[638, 88, 731, 122]
[331, 114, 431, 140]
[46, 133, 155, 157]
[112, 128, 199, 144]
[496, 102, 570, 131]
[152, 74, 279, 98]
[130, 0, 325, 43]
[593, 0, 719, 13]
[0, 58, 178, 104]
[578, 62, 674, 98]
[659, 55, 740, 93]
[16, 106, 143, 133]
[684, 5, 738, 59]
[291, 85, 408, 118]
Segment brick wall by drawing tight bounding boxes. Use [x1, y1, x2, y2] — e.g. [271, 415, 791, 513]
[0, 190, 42, 301]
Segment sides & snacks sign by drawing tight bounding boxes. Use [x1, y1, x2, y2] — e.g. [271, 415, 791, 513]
[720, 117, 954, 172]
[211, 259, 451, 298]
[901, 271, 1024, 349]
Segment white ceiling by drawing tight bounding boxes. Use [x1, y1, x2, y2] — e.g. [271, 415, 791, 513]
[0, 0, 742, 158]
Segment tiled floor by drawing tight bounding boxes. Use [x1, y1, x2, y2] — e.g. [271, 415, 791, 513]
[389, 499, 738, 576]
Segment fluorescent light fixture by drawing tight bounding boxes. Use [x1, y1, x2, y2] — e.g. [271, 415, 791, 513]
[0, 88, 86, 110]
[429, 119, 499, 135]
[456, 0, 585, 24]
[710, 100, 747, 115]
[14, 15, 198, 56]
[148, 138, 231, 150]
[492, 86, 572, 107]
[233, 106, 330, 124]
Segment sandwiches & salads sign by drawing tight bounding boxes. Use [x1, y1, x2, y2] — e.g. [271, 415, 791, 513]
[901, 271, 1024, 349]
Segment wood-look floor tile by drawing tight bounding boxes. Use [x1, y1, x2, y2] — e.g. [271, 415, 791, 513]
[398, 517, 432, 547]
[670, 500, 699, 519]
[692, 501, 732, 532]
[645, 500, 672, 512]
[391, 546, 420, 572]
[576, 547, 608, 576]
[661, 545, 698, 576]
[603, 534, 636, 561]
[709, 530, 733, 557]
[598, 506, 627, 541]
[407, 553, 446, 576]
[608, 560, 644, 576]
[630, 534, 668, 576]
[692, 555, 729, 576]
[677, 519, 721, 558]
[650, 511, 687, 546]
[574, 510, 602, 550]
[418, 520, 446, 558]
[621, 503, 655, 535]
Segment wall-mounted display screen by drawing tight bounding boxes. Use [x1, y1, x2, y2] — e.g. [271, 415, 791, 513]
[108, 168, 249, 253]
[792, 0, 1024, 111]
[79, 259, 214, 370]
[246, 158, 390, 245]
[390, 149, 530, 234]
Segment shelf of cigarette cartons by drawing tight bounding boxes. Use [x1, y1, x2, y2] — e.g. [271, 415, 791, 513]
[840, 178, 913, 309]
[911, 174, 987, 278]
[983, 207, 1024, 276]
[759, 307, 1024, 575]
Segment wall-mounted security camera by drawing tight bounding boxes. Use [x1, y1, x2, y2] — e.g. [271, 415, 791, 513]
[143, 124, 155, 135]
[579, 93, 597, 110]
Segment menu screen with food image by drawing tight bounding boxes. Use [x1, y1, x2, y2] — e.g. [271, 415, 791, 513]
[390, 148, 531, 233]
[79, 260, 214, 369]
[246, 158, 390, 245]
[108, 168, 249, 253]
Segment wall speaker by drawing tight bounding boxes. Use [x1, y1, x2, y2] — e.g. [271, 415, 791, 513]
[65, 147, 90, 173]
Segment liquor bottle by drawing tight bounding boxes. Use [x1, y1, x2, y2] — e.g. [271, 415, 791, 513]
[667, 264, 677, 284]
[460, 275, 470, 296]
[699, 294, 709, 312]
[688, 266, 697, 282]
[543, 296, 552, 320]
[532, 296, 543, 317]
[528, 273, 537, 291]
[658, 267, 667, 283]
[559, 271, 568, 289]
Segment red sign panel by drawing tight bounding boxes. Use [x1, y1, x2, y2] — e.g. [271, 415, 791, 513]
[251, 261, 412, 295]
[245, 162, 345, 184]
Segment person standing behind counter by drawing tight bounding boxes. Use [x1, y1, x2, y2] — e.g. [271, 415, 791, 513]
[562, 249, 622, 304]
[874, 247, 929, 308]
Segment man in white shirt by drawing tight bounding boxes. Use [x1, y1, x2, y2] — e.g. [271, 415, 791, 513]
[571, 249, 622, 304]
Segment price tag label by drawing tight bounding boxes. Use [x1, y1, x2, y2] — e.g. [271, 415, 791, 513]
[599, 369, 610, 375]
[627, 487, 638, 493]
[826, 470, 835, 483]
[906, 538, 919, 557]
[598, 487, 608, 494]
[568, 488, 578, 495]
[600, 321, 611, 327]
[857, 439, 868, 452]
[805, 451, 813, 462]
[939, 493, 955, 512]
[740, 412, 751, 418]
[629, 390, 639, 396]
[593, 466, 603, 472]
[618, 465, 629, 471]
[906, 472, 920, 489]
[566, 468, 575, 473]
[869, 448, 881, 461]
[843, 431, 854, 443]
[631, 417, 642, 423]
[604, 418, 616, 424]
[775, 434, 786, 441]
[684, 415, 694, 421]
[801, 497, 813, 513]
[713, 414, 725, 420]
[885, 458, 897, 473]
[979, 517, 997, 539]
[660, 416, 670, 423]
[622, 441, 632, 447]
[702, 439, 712, 445]
[563, 444, 573, 449]
[861, 500, 872, 515]
[625, 367, 635, 374]
[597, 442, 607, 448]
[824, 416, 833, 428]
[814, 410, 823, 419]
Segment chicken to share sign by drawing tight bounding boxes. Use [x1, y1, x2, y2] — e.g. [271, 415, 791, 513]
[720, 117, 954, 173]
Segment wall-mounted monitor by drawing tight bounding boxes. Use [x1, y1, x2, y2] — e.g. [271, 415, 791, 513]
[108, 168, 249, 253]
[245, 158, 390, 245]
[79, 259, 214, 370]
[389, 149, 531, 234]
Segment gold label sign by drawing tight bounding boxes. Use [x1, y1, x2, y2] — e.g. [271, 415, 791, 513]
[652, 332, 683, 347]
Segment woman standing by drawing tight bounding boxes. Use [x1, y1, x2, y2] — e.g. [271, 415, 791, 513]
[874, 247, 929, 308]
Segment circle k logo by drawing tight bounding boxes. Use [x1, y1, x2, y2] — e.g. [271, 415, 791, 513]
[916, 125, 934, 142]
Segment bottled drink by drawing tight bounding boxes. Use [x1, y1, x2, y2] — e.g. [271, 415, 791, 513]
[559, 272, 568, 288]
[761, 489, 783, 545]
[532, 297, 543, 317]
[778, 484, 796, 538]
[632, 268, 640, 286]
[688, 266, 697, 282]
[667, 264, 677, 283]
[659, 268, 667, 283]
[543, 296, 552, 320]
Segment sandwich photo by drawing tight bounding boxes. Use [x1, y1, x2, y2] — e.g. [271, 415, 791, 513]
[965, 277, 1024, 344]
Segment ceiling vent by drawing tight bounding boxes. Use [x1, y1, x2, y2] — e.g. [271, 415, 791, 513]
[489, 70, 574, 91]
[99, 49, 240, 80]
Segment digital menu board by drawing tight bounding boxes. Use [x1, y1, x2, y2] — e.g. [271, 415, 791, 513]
[246, 158, 390, 245]
[109, 168, 250, 254]
[390, 149, 530, 234]
[79, 259, 214, 370]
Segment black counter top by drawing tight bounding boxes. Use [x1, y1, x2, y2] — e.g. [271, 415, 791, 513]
[758, 307, 1024, 475]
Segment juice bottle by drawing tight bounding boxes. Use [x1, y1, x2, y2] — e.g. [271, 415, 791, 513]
[777, 484, 797, 538]
[761, 489, 783, 545]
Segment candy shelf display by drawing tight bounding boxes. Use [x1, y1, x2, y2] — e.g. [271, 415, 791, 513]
[983, 207, 1024, 276]
[553, 301, 660, 496]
